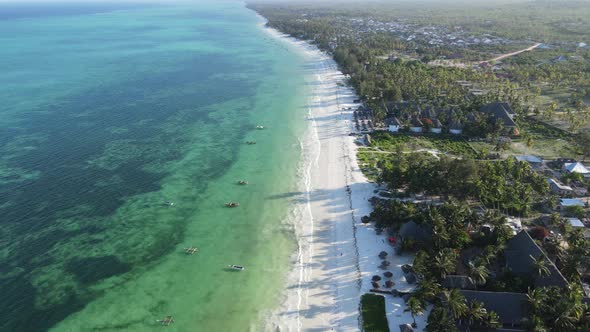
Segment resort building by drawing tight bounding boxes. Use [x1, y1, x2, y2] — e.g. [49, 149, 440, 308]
[568, 218, 585, 228]
[548, 178, 573, 195]
[504, 230, 569, 288]
[449, 120, 463, 135]
[429, 119, 442, 134]
[409, 117, 423, 133]
[385, 117, 401, 132]
[460, 290, 528, 331]
[479, 102, 517, 131]
[564, 162, 590, 176]
[560, 198, 586, 209]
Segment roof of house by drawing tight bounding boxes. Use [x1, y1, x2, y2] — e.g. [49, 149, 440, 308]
[480, 102, 517, 127]
[411, 117, 423, 127]
[504, 230, 569, 288]
[568, 218, 585, 228]
[432, 119, 443, 128]
[399, 220, 432, 242]
[564, 162, 590, 174]
[547, 178, 573, 191]
[385, 117, 402, 126]
[442, 275, 476, 289]
[421, 107, 436, 119]
[515, 155, 542, 163]
[560, 198, 585, 207]
[460, 290, 527, 325]
[449, 119, 463, 130]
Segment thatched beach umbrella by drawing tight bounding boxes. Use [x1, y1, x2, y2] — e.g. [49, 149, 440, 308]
[385, 280, 394, 288]
[378, 251, 388, 258]
[371, 281, 380, 289]
[383, 271, 393, 278]
[381, 260, 391, 266]
[372, 275, 382, 282]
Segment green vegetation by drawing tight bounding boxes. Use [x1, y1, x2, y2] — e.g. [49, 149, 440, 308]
[360, 293, 390, 332]
[249, 1, 590, 329]
[250, 0, 589, 156]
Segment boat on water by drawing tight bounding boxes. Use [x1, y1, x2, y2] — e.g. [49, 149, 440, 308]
[164, 201, 174, 206]
[225, 202, 240, 207]
[184, 246, 198, 254]
[255, 125, 265, 129]
[228, 265, 245, 271]
[237, 180, 248, 185]
[246, 141, 256, 145]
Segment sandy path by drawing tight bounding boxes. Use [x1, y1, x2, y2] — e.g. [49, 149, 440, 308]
[487, 42, 541, 62]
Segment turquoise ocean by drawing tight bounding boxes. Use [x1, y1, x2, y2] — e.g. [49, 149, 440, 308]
[0, 2, 306, 331]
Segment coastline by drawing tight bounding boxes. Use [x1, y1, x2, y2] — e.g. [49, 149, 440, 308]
[256, 15, 431, 332]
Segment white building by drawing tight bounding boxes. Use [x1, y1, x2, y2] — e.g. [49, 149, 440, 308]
[385, 117, 401, 133]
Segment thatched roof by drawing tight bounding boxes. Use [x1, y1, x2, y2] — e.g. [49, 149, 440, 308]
[460, 290, 527, 326]
[442, 275, 476, 290]
[505, 230, 569, 288]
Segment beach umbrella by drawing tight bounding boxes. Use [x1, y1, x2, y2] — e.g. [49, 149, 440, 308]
[385, 280, 395, 288]
[372, 275, 382, 281]
[381, 260, 391, 266]
[383, 271, 393, 278]
[378, 251, 388, 258]
[371, 281, 380, 289]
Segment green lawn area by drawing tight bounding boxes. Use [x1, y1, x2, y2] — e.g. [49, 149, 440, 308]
[361, 293, 390, 332]
[358, 131, 479, 180]
[367, 131, 478, 157]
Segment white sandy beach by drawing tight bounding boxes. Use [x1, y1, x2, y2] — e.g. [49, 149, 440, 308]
[260, 21, 430, 332]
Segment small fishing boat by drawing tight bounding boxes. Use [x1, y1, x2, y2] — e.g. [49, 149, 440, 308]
[256, 125, 265, 129]
[156, 316, 174, 326]
[228, 265, 245, 271]
[246, 141, 256, 145]
[237, 180, 248, 185]
[225, 202, 240, 207]
[184, 246, 198, 254]
[164, 201, 174, 206]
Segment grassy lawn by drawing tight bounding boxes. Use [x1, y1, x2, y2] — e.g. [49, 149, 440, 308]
[361, 293, 390, 332]
[366, 131, 478, 157]
[469, 138, 578, 159]
[358, 131, 479, 180]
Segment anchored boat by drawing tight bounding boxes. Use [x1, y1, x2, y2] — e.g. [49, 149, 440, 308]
[225, 202, 240, 207]
[228, 265, 245, 271]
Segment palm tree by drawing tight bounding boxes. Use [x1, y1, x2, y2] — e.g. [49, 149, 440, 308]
[526, 288, 547, 315]
[405, 296, 425, 328]
[467, 262, 490, 286]
[433, 249, 457, 279]
[441, 289, 468, 320]
[465, 300, 486, 331]
[415, 279, 442, 303]
[529, 254, 551, 278]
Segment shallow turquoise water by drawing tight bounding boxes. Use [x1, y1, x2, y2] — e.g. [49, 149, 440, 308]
[0, 2, 306, 331]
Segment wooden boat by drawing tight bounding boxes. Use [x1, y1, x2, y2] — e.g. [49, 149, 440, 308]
[157, 316, 174, 326]
[256, 125, 265, 129]
[164, 201, 174, 206]
[184, 246, 198, 254]
[225, 202, 240, 207]
[246, 141, 257, 145]
[237, 180, 248, 185]
[228, 265, 245, 271]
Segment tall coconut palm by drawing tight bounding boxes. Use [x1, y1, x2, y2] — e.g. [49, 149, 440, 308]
[441, 289, 468, 320]
[529, 254, 551, 278]
[526, 288, 547, 315]
[467, 262, 490, 286]
[433, 249, 457, 279]
[465, 300, 486, 331]
[405, 296, 425, 328]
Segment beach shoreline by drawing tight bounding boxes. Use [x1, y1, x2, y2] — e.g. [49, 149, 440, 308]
[256, 15, 430, 332]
